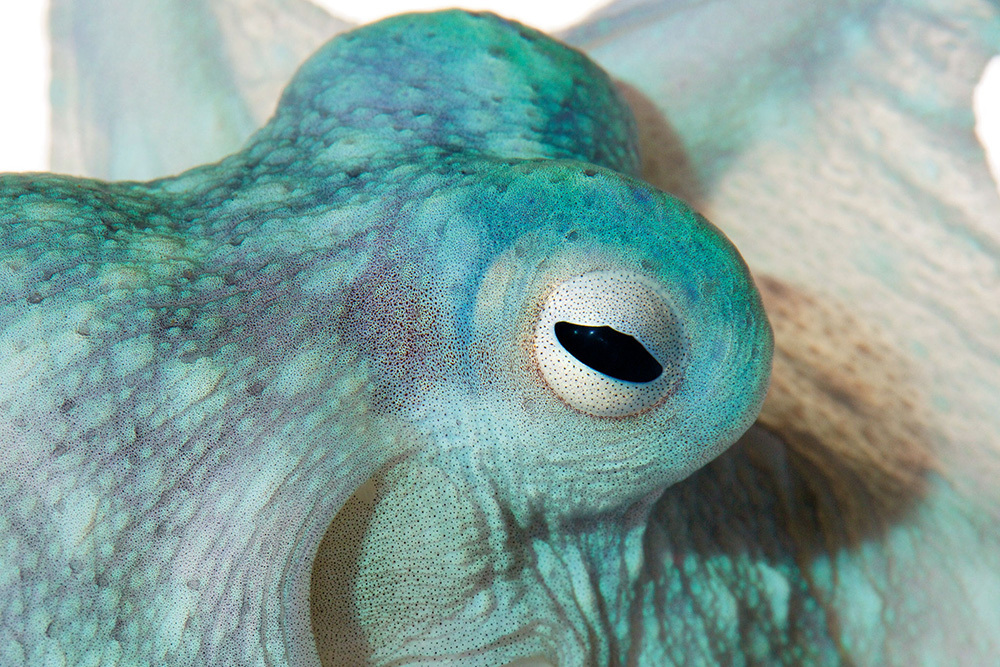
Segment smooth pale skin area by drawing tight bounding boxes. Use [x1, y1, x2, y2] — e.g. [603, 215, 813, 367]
[0, 11, 772, 667]
[48, 0, 353, 180]
[7, 0, 1000, 664]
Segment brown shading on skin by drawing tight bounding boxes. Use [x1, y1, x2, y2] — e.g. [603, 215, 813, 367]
[753, 275, 936, 548]
[311, 476, 380, 665]
[623, 76, 935, 547]
[311, 275, 937, 665]
[639, 279, 939, 662]
[614, 81, 706, 209]
[311, 460, 506, 667]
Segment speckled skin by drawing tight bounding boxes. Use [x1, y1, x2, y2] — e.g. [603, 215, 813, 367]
[0, 11, 772, 667]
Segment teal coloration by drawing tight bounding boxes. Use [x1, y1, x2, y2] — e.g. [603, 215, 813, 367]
[7, 1, 1000, 664]
[0, 10, 774, 667]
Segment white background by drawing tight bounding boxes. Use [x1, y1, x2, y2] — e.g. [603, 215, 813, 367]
[0, 0, 998, 189]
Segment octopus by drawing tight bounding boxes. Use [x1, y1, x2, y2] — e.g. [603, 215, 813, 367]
[1, 1, 999, 665]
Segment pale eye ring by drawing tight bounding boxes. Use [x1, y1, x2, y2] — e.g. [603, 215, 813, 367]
[533, 270, 687, 417]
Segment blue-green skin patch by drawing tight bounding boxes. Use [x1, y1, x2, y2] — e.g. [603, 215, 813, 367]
[0, 11, 771, 667]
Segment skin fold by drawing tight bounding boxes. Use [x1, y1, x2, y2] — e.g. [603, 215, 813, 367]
[3, 1, 1000, 665]
[1, 10, 771, 666]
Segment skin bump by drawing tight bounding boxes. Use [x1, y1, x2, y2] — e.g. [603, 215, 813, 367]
[6, 0, 1000, 664]
[1, 10, 771, 666]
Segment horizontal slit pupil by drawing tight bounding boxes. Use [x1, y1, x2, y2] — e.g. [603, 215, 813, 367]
[553, 321, 663, 383]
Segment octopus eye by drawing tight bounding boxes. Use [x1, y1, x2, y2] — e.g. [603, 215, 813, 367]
[533, 270, 687, 417]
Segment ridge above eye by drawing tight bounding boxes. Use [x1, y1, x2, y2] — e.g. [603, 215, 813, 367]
[553, 321, 663, 383]
[533, 270, 687, 417]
